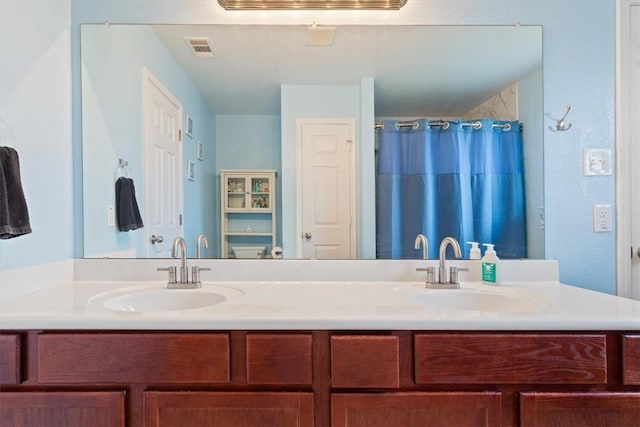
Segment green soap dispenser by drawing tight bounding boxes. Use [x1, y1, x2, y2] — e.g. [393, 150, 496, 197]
[481, 243, 500, 285]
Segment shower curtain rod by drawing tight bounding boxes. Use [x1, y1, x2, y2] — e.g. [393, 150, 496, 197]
[374, 120, 522, 132]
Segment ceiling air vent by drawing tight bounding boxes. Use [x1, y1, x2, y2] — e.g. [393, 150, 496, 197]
[184, 37, 216, 58]
[306, 24, 336, 46]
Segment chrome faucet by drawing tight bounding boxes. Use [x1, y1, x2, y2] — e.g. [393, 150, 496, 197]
[414, 234, 429, 260]
[172, 236, 189, 284]
[438, 236, 462, 287]
[157, 236, 209, 288]
[196, 233, 208, 259]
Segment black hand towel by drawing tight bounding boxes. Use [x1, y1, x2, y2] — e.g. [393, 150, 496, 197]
[0, 146, 32, 239]
[115, 176, 144, 232]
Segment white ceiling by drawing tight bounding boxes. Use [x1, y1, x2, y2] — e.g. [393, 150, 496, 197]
[152, 24, 542, 116]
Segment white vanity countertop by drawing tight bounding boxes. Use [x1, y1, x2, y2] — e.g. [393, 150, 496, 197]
[1, 259, 638, 330]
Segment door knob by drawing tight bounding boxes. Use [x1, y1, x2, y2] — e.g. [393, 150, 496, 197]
[304, 232, 312, 240]
[150, 234, 164, 244]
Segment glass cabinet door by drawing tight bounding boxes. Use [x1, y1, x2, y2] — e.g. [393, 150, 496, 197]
[250, 177, 270, 210]
[225, 176, 247, 209]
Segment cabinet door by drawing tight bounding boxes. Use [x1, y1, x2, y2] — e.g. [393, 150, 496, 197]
[38, 333, 230, 384]
[246, 334, 313, 385]
[0, 334, 21, 384]
[331, 335, 399, 388]
[623, 335, 640, 385]
[144, 391, 313, 427]
[520, 392, 640, 427]
[415, 333, 607, 384]
[0, 391, 124, 427]
[248, 174, 272, 210]
[225, 175, 249, 210]
[332, 392, 502, 427]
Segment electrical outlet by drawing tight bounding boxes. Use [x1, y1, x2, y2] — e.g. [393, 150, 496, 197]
[593, 204, 612, 232]
[107, 205, 115, 227]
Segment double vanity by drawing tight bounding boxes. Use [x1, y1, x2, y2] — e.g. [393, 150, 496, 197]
[1, 258, 639, 426]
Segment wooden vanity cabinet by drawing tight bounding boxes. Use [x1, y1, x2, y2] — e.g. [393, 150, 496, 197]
[1, 330, 639, 427]
[1, 331, 317, 427]
[330, 332, 639, 427]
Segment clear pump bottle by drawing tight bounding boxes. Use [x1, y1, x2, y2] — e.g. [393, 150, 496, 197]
[467, 241, 481, 260]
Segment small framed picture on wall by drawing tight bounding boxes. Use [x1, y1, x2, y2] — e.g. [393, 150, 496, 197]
[186, 160, 196, 181]
[185, 114, 194, 138]
[196, 140, 204, 161]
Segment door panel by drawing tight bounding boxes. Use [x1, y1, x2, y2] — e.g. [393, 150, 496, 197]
[332, 392, 502, 427]
[299, 120, 355, 259]
[630, 4, 640, 296]
[0, 391, 124, 427]
[144, 392, 313, 427]
[520, 392, 640, 427]
[143, 70, 183, 257]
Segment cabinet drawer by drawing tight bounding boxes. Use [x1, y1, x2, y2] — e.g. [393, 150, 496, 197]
[331, 335, 399, 388]
[0, 334, 21, 384]
[144, 391, 314, 427]
[520, 392, 640, 427]
[0, 391, 125, 427]
[332, 392, 502, 427]
[622, 335, 640, 385]
[415, 333, 607, 384]
[38, 333, 229, 383]
[246, 334, 312, 385]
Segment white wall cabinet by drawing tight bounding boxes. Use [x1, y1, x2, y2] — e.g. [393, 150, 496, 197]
[220, 170, 276, 258]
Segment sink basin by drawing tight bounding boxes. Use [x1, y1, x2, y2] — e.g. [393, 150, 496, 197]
[103, 289, 226, 312]
[411, 288, 548, 313]
[88, 285, 243, 313]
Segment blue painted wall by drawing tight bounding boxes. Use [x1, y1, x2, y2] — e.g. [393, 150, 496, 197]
[0, 0, 73, 269]
[215, 114, 282, 256]
[81, 24, 216, 258]
[280, 84, 363, 258]
[0, 1, 618, 295]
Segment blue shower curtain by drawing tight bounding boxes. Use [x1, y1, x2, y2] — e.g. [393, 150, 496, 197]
[376, 118, 526, 259]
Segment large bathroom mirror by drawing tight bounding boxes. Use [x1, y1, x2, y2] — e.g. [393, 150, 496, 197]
[81, 24, 543, 260]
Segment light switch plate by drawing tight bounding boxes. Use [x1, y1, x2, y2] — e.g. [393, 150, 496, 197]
[583, 148, 612, 176]
[107, 205, 115, 227]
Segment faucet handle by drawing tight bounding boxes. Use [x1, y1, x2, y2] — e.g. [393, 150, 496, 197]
[191, 266, 211, 286]
[448, 267, 469, 286]
[417, 266, 436, 286]
[157, 266, 177, 285]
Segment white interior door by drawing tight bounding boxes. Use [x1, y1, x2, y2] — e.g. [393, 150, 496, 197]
[616, 1, 640, 299]
[143, 69, 183, 257]
[629, 3, 640, 297]
[298, 119, 355, 259]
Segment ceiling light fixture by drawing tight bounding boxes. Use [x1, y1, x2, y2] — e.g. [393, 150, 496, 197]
[217, 0, 407, 10]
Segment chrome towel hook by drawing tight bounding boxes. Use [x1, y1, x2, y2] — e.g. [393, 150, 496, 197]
[550, 105, 572, 132]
